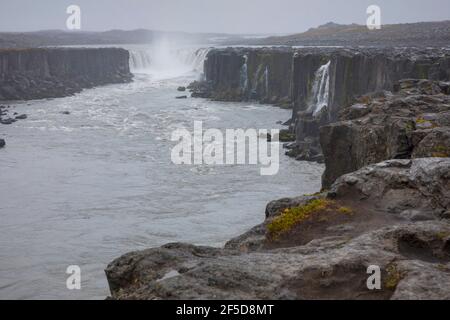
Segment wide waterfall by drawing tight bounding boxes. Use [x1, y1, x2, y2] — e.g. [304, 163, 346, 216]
[308, 61, 331, 117]
[176, 47, 211, 74]
[129, 50, 152, 71]
[128, 44, 211, 79]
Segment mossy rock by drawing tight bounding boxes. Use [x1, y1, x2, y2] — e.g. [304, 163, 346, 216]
[267, 198, 334, 239]
[279, 130, 296, 142]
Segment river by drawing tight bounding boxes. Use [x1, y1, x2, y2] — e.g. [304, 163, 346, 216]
[0, 44, 323, 299]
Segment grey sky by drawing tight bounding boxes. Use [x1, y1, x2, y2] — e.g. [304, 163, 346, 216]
[0, 0, 449, 34]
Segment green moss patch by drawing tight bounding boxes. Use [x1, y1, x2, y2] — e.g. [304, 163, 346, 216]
[432, 145, 450, 158]
[267, 198, 333, 239]
[384, 264, 405, 291]
[338, 207, 354, 215]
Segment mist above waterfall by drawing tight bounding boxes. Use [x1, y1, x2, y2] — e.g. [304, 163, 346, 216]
[128, 38, 210, 80]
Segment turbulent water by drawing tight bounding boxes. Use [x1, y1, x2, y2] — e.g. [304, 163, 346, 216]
[0, 45, 323, 299]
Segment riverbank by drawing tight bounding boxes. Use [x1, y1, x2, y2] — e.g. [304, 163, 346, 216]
[0, 66, 323, 299]
[106, 79, 450, 300]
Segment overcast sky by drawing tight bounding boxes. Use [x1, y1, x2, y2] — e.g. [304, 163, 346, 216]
[0, 0, 449, 34]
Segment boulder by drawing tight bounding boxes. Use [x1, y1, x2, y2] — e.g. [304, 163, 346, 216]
[15, 114, 27, 120]
[1, 118, 16, 125]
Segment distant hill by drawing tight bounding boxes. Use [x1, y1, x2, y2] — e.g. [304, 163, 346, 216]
[0, 29, 243, 48]
[240, 20, 450, 47]
[2, 20, 449, 49]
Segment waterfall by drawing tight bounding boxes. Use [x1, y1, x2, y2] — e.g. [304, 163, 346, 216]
[252, 65, 262, 93]
[128, 45, 211, 79]
[240, 55, 248, 91]
[308, 61, 331, 116]
[248, 64, 269, 99]
[175, 47, 211, 74]
[264, 66, 269, 96]
[129, 50, 152, 70]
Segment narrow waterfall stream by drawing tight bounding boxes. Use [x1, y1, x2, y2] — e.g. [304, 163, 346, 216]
[308, 61, 331, 116]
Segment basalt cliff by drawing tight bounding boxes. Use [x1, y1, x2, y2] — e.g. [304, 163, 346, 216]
[321, 79, 450, 189]
[190, 47, 450, 162]
[107, 79, 450, 300]
[0, 47, 132, 101]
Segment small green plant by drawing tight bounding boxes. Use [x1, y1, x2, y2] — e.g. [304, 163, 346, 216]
[338, 207, 353, 215]
[416, 116, 439, 128]
[437, 264, 450, 272]
[278, 131, 296, 142]
[415, 117, 427, 124]
[436, 231, 450, 240]
[405, 122, 415, 132]
[432, 145, 450, 158]
[384, 264, 404, 290]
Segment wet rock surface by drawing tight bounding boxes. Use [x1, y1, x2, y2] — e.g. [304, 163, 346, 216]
[106, 158, 450, 300]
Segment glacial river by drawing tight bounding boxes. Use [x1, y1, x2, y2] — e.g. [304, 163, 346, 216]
[0, 46, 323, 299]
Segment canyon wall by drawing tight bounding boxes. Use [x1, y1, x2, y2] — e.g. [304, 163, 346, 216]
[291, 48, 450, 161]
[201, 48, 293, 107]
[195, 47, 450, 163]
[321, 79, 450, 188]
[0, 48, 132, 101]
[293, 48, 450, 121]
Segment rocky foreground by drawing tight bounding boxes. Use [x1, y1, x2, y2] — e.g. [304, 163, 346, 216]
[106, 79, 450, 300]
[106, 158, 450, 300]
